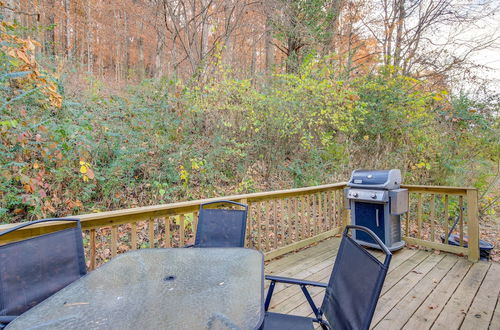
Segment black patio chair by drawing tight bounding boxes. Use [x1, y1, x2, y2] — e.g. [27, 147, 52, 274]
[188, 200, 248, 248]
[262, 225, 392, 330]
[0, 218, 87, 328]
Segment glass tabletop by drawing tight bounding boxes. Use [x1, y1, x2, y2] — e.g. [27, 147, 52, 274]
[6, 248, 264, 330]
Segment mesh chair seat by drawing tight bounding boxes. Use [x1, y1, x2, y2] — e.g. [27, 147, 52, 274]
[261, 312, 314, 330]
[194, 201, 248, 248]
[0, 218, 86, 326]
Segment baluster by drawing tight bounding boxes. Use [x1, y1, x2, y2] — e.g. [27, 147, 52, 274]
[241, 199, 250, 248]
[405, 194, 410, 237]
[286, 198, 292, 245]
[444, 195, 449, 244]
[459, 196, 464, 247]
[334, 190, 339, 227]
[164, 217, 171, 248]
[256, 202, 262, 250]
[300, 195, 306, 239]
[263, 201, 270, 251]
[327, 191, 333, 230]
[273, 199, 278, 249]
[131, 222, 137, 250]
[148, 218, 155, 248]
[430, 194, 436, 242]
[292, 197, 298, 243]
[193, 211, 199, 238]
[306, 195, 311, 236]
[317, 193, 322, 233]
[90, 229, 96, 270]
[417, 193, 423, 239]
[111, 225, 118, 257]
[312, 194, 317, 236]
[179, 214, 185, 246]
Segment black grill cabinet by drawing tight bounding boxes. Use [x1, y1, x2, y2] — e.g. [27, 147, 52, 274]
[345, 169, 408, 251]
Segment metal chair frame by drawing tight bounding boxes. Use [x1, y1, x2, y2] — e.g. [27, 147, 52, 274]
[263, 225, 392, 330]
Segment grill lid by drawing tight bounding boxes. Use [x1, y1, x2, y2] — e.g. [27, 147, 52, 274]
[348, 169, 401, 190]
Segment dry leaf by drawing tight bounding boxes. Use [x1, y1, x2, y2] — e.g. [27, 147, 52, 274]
[86, 168, 95, 179]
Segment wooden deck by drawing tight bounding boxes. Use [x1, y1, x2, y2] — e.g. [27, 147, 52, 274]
[265, 237, 499, 330]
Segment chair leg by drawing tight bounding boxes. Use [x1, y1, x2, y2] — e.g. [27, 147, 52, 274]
[264, 280, 276, 311]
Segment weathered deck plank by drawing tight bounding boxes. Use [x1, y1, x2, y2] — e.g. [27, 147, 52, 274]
[402, 258, 472, 330]
[265, 237, 499, 330]
[372, 253, 446, 325]
[431, 262, 490, 330]
[490, 290, 500, 330]
[461, 263, 500, 330]
[373, 254, 458, 330]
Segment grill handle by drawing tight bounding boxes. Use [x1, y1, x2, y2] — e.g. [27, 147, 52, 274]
[376, 209, 379, 227]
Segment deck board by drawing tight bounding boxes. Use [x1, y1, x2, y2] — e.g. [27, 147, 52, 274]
[431, 262, 490, 330]
[461, 263, 500, 330]
[265, 237, 500, 330]
[373, 254, 458, 330]
[402, 258, 472, 330]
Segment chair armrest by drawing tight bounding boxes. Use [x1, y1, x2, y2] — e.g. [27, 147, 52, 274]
[265, 275, 328, 288]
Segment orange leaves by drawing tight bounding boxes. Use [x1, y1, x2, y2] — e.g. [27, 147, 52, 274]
[1, 25, 62, 109]
[66, 199, 83, 209]
[15, 49, 32, 65]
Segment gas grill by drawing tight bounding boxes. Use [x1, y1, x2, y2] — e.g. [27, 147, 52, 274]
[345, 169, 408, 251]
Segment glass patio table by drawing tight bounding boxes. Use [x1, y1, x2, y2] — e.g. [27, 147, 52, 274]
[6, 248, 264, 330]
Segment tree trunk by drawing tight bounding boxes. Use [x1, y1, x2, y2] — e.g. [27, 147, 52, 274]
[172, 34, 178, 77]
[264, 15, 274, 73]
[250, 37, 257, 85]
[86, 0, 93, 73]
[393, 0, 405, 73]
[63, 0, 71, 58]
[285, 14, 301, 73]
[124, 11, 130, 80]
[154, 30, 164, 78]
[45, 0, 56, 56]
[138, 37, 145, 80]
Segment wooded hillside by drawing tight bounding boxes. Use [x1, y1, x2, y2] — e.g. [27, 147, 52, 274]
[0, 0, 498, 223]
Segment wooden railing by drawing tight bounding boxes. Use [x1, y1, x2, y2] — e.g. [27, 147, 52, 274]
[0, 182, 481, 269]
[400, 185, 480, 262]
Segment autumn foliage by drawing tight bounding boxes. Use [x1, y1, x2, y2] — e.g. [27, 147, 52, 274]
[0, 3, 498, 225]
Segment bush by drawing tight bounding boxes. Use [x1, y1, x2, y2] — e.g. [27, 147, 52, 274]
[1, 25, 497, 223]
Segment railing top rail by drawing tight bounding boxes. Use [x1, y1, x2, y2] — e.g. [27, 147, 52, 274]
[0, 182, 347, 233]
[401, 184, 476, 196]
[0, 182, 476, 236]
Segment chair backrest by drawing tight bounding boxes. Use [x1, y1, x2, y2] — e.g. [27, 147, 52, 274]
[321, 225, 392, 330]
[194, 201, 248, 248]
[0, 218, 87, 318]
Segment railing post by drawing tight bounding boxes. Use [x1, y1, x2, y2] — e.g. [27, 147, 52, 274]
[342, 189, 350, 228]
[240, 198, 249, 248]
[466, 189, 480, 262]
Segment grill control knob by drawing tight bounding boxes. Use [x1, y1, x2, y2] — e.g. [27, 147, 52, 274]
[371, 193, 377, 199]
[353, 192, 359, 197]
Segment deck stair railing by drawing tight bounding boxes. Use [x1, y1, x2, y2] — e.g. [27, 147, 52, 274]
[0, 183, 480, 270]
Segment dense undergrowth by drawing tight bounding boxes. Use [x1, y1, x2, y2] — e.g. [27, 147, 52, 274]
[1, 23, 498, 224]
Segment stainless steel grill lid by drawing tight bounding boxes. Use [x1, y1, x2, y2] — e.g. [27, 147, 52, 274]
[347, 169, 401, 190]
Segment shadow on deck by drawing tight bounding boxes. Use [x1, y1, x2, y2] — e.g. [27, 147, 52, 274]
[265, 237, 499, 330]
